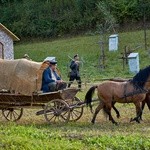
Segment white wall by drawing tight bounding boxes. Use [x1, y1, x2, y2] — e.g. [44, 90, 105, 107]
[0, 30, 14, 60]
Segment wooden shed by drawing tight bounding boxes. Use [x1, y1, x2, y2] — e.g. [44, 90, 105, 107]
[0, 23, 20, 60]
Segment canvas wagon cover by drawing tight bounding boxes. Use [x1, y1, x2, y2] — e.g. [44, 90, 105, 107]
[0, 59, 48, 96]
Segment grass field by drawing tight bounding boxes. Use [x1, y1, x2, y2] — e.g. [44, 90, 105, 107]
[0, 98, 149, 149]
[14, 30, 150, 81]
[0, 30, 150, 149]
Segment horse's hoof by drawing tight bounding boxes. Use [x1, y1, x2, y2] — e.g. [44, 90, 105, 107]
[130, 118, 133, 122]
[114, 122, 118, 126]
[112, 121, 118, 125]
[91, 120, 95, 124]
[136, 119, 140, 123]
[130, 118, 140, 123]
[117, 114, 120, 118]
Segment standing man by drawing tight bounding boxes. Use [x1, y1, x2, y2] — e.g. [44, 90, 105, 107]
[68, 54, 82, 89]
[41, 57, 67, 92]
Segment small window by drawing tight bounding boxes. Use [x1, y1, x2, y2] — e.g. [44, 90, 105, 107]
[0, 42, 4, 59]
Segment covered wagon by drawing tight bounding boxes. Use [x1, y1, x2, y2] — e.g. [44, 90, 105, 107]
[0, 58, 84, 123]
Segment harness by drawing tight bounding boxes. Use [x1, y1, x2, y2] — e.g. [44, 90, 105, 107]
[121, 81, 148, 99]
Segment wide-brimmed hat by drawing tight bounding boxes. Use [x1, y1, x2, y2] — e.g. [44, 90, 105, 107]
[43, 57, 57, 64]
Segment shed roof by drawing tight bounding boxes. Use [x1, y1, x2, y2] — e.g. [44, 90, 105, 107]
[128, 53, 139, 58]
[0, 23, 20, 41]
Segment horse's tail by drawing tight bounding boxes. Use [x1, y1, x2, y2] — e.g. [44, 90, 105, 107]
[84, 85, 98, 113]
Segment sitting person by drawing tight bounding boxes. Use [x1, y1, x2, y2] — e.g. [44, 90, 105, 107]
[41, 57, 67, 92]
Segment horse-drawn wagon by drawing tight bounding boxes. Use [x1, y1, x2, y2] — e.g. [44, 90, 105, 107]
[0, 58, 84, 123]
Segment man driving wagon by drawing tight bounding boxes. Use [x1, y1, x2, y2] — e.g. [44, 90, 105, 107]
[41, 57, 67, 93]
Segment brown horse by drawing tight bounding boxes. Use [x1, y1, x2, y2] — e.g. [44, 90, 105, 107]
[85, 66, 150, 125]
[112, 93, 150, 120]
[110, 78, 150, 120]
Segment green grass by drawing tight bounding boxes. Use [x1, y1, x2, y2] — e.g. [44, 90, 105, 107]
[1, 30, 150, 149]
[14, 30, 150, 82]
[0, 114, 150, 150]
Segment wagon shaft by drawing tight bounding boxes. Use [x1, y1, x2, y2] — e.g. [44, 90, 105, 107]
[69, 101, 85, 109]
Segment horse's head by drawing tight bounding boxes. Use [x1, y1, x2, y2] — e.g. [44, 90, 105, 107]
[131, 65, 150, 90]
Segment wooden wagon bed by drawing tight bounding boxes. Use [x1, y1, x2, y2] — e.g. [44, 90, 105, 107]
[0, 88, 84, 123]
[0, 88, 78, 105]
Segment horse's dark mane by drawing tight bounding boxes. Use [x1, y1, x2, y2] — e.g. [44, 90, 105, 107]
[130, 65, 150, 89]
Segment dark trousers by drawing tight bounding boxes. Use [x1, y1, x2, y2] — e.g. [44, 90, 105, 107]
[57, 82, 67, 91]
[68, 76, 81, 88]
[48, 82, 67, 92]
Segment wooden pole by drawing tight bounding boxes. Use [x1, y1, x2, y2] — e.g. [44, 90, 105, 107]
[142, 0, 147, 50]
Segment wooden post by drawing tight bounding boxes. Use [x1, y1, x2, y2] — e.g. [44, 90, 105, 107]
[143, 4, 147, 51]
[99, 41, 105, 70]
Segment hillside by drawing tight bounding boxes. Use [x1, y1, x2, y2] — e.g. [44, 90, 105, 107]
[14, 30, 150, 82]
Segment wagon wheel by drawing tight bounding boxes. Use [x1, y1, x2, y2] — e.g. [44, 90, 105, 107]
[44, 99, 70, 124]
[62, 96, 84, 122]
[2, 108, 23, 121]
